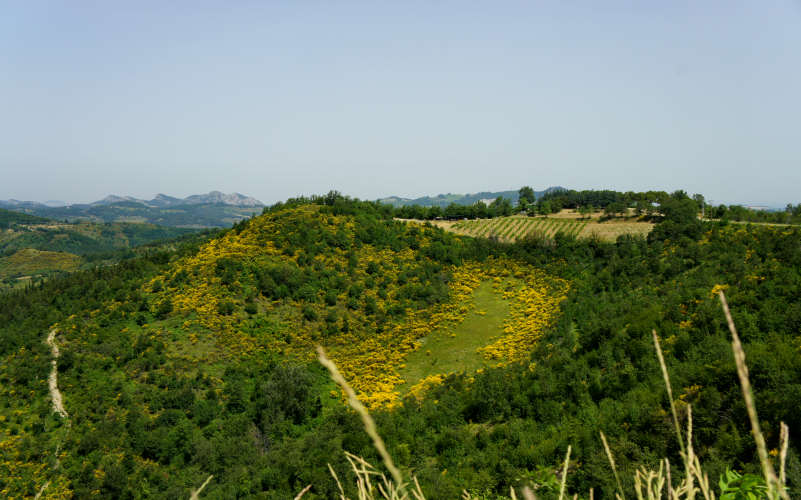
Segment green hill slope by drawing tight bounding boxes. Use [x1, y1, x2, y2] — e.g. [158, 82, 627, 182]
[1, 195, 800, 498]
[118, 203, 565, 407]
[0, 208, 203, 290]
[0, 207, 50, 227]
[0, 248, 82, 278]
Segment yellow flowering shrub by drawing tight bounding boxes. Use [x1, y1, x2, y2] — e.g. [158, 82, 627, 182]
[56, 205, 570, 409]
[0, 352, 72, 499]
[408, 374, 447, 401]
[476, 262, 569, 365]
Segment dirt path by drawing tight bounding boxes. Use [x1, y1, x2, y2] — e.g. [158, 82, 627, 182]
[46, 329, 68, 419]
[34, 330, 70, 499]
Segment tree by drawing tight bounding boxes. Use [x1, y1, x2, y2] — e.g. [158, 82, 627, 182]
[670, 189, 689, 201]
[444, 203, 464, 220]
[649, 197, 704, 241]
[489, 197, 512, 217]
[472, 201, 489, 219]
[634, 200, 650, 217]
[603, 201, 626, 219]
[661, 198, 698, 223]
[324, 190, 344, 206]
[537, 200, 552, 216]
[692, 193, 706, 218]
[518, 186, 535, 205]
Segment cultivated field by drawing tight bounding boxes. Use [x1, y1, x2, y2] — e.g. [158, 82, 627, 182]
[419, 210, 655, 242]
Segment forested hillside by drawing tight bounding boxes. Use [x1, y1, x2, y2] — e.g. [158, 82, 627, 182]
[0, 208, 50, 228]
[0, 221, 197, 256]
[1, 194, 799, 498]
[6, 201, 261, 228]
[0, 208, 203, 290]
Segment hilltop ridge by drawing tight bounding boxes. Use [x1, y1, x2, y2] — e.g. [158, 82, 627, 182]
[377, 186, 566, 208]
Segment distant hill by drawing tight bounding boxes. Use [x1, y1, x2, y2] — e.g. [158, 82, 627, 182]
[0, 248, 83, 287]
[0, 207, 206, 290]
[0, 219, 198, 257]
[86, 190, 263, 208]
[378, 187, 566, 208]
[182, 191, 262, 207]
[0, 208, 50, 228]
[0, 191, 264, 227]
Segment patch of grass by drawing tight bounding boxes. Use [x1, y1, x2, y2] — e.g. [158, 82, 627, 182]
[166, 327, 220, 362]
[0, 248, 82, 280]
[397, 281, 510, 390]
[581, 220, 654, 240]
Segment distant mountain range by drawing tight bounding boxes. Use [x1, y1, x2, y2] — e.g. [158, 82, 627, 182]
[62, 191, 261, 208]
[377, 187, 566, 208]
[0, 191, 264, 228]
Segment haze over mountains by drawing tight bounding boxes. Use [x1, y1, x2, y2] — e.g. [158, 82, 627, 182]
[2, 188, 569, 228]
[0, 191, 263, 209]
[90, 191, 263, 208]
[1, 188, 563, 227]
[0, 191, 263, 228]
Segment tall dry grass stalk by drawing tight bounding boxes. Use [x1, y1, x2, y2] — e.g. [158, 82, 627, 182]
[189, 475, 213, 500]
[293, 484, 313, 499]
[633, 460, 665, 500]
[317, 346, 405, 490]
[316, 345, 556, 500]
[508, 485, 536, 500]
[779, 423, 789, 488]
[718, 291, 788, 499]
[600, 431, 625, 500]
[652, 329, 693, 496]
[559, 445, 572, 500]
[317, 346, 425, 500]
[301, 293, 792, 500]
[623, 292, 791, 500]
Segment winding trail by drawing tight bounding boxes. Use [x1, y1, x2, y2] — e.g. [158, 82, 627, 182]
[46, 329, 68, 419]
[35, 330, 70, 498]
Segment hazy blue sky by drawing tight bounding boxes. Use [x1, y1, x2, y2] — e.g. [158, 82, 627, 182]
[2, 1, 799, 206]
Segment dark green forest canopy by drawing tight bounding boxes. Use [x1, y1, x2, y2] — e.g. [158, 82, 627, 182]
[0, 207, 203, 259]
[269, 189, 801, 224]
[8, 201, 261, 228]
[1, 196, 800, 499]
[0, 209, 210, 291]
[0, 207, 51, 228]
[0, 223, 200, 256]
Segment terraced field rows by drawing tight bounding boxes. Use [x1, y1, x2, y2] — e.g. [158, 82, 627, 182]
[451, 216, 590, 242]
